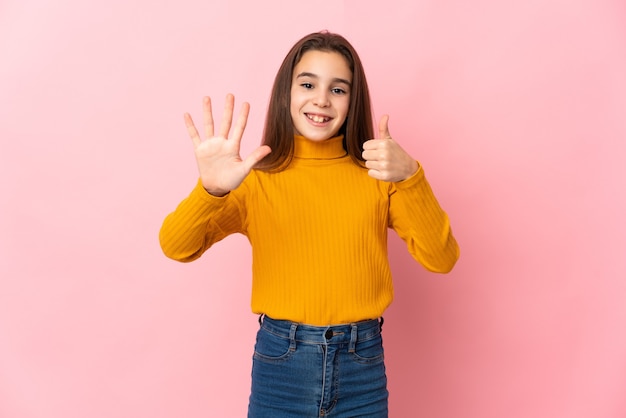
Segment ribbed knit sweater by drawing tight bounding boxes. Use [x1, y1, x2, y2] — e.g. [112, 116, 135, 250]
[160, 135, 459, 325]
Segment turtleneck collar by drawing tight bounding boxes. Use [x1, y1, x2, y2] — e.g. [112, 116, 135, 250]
[293, 135, 347, 159]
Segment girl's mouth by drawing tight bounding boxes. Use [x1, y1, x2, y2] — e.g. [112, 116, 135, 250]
[306, 113, 331, 123]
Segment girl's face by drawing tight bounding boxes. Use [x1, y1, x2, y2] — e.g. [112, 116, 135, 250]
[290, 50, 352, 142]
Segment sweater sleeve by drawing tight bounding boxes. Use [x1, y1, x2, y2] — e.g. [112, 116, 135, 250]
[159, 179, 246, 262]
[388, 164, 460, 273]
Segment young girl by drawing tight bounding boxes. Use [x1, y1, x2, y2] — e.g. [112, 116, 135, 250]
[160, 31, 459, 418]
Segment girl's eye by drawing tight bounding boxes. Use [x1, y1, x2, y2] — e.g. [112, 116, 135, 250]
[331, 88, 347, 95]
[301, 83, 313, 89]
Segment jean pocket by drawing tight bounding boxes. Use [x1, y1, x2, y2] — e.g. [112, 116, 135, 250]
[253, 327, 294, 363]
[351, 333, 385, 364]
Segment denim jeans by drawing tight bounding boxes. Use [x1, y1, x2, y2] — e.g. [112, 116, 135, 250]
[248, 315, 388, 417]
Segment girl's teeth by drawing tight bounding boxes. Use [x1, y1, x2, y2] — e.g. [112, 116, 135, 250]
[308, 114, 328, 123]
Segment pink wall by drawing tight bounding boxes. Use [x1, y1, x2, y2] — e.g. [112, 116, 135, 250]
[1, 1, 625, 417]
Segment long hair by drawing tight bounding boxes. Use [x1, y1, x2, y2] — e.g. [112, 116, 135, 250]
[255, 31, 374, 171]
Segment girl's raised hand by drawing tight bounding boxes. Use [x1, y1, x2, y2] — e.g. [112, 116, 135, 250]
[184, 94, 271, 196]
[362, 115, 419, 182]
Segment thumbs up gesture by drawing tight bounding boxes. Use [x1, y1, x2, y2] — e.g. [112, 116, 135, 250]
[362, 115, 419, 182]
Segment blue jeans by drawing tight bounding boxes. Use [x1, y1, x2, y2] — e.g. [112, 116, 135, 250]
[248, 316, 388, 417]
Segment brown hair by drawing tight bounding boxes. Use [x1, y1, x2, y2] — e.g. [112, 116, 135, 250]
[255, 31, 374, 171]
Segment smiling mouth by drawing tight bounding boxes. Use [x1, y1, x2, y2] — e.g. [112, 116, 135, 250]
[306, 113, 332, 123]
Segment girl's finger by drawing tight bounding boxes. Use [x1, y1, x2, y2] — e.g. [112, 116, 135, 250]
[219, 93, 235, 138]
[230, 102, 250, 147]
[184, 113, 201, 147]
[203, 96, 214, 139]
[378, 114, 391, 139]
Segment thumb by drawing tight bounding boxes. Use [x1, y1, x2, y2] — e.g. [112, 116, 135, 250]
[243, 145, 272, 171]
[378, 115, 391, 139]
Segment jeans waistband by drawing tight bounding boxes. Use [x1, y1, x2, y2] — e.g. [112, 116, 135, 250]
[259, 315, 383, 348]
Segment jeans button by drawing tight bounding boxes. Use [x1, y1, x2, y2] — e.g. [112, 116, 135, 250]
[325, 329, 333, 339]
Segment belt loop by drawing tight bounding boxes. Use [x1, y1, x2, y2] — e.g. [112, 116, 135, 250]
[289, 323, 297, 351]
[258, 314, 264, 327]
[348, 324, 358, 353]
[379, 317, 384, 332]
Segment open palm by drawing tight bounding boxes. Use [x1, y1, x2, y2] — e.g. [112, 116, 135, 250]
[184, 94, 271, 196]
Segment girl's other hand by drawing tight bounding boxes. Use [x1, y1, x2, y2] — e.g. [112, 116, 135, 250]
[184, 94, 271, 196]
[362, 115, 419, 182]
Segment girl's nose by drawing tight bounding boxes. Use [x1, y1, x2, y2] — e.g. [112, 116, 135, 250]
[313, 90, 330, 107]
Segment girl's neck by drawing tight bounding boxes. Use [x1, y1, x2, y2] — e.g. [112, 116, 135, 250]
[293, 135, 346, 159]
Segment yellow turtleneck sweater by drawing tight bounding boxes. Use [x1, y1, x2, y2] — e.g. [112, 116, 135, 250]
[159, 135, 459, 325]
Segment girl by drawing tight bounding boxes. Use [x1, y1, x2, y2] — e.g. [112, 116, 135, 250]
[160, 31, 459, 418]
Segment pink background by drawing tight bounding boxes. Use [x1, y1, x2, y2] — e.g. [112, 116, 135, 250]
[1, 0, 625, 417]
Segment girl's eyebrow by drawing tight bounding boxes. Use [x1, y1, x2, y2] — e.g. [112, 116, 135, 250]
[296, 72, 352, 86]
